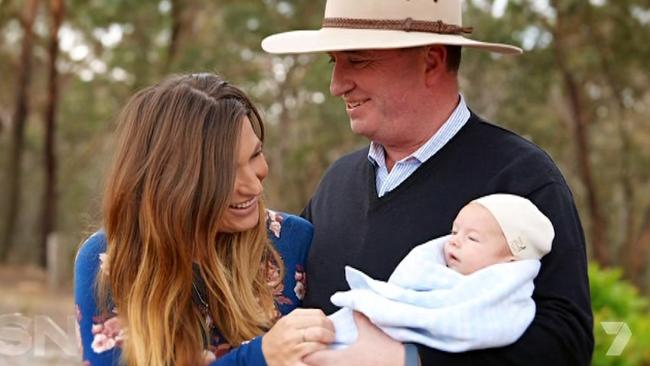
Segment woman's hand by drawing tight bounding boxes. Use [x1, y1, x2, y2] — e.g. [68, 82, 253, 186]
[262, 308, 335, 366]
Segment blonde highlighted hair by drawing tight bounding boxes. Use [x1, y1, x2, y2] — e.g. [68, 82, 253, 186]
[98, 73, 282, 366]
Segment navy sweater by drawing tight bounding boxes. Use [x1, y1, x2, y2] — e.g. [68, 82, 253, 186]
[302, 113, 593, 365]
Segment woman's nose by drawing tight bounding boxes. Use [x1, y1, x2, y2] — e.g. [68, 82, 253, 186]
[237, 168, 265, 197]
[240, 175, 263, 196]
[255, 155, 269, 182]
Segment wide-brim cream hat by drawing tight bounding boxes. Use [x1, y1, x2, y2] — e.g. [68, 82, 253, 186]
[261, 0, 522, 54]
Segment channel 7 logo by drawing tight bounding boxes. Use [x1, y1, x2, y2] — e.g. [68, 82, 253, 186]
[601, 321, 631, 356]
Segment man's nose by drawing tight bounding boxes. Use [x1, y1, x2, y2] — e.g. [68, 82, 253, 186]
[329, 62, 353, 97]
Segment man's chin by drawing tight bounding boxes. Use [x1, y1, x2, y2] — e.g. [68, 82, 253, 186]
[349, 120, 375, 139]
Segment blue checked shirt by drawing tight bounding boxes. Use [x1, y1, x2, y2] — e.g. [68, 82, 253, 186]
[368, 95, 470, 197]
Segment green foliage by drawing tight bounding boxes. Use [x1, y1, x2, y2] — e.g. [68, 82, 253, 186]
[590, 263, 650, 365]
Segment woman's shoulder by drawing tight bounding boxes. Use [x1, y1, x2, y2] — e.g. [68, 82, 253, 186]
[265, 211, 311, 311]
[265, 210, 313, 265]
[75, 231, 108, 272]
[265, 210, 313, 242]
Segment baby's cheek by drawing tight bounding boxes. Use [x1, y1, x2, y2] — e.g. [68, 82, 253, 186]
[442, 243, 451, 254]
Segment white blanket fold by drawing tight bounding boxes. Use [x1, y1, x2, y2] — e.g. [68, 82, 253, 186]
[328, 235, 539, 352]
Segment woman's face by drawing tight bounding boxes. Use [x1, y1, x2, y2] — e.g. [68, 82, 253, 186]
[218, 116, 268, 233]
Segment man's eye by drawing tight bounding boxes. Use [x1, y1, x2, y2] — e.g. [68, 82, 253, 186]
[349, 59, 368, 65]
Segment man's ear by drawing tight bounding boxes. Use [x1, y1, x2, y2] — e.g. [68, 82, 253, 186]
[424, 45, 448, 86]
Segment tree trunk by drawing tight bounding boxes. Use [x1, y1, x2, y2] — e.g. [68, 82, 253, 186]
[1, 0, 39, 262]
[164, 0, 183, 72]
[584, 6, 638, 274]
[559, 65, 609, 265]
[627, 208, 650, 290]
[549, 1, 610, 265]
[39, 0, 64, 269]
[0, 0, 16, 33]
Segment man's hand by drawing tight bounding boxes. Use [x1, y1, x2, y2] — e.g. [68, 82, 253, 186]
[304, 312, 405, 366]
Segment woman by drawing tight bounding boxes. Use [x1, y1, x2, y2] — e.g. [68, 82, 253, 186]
[74, 73, 333, 366]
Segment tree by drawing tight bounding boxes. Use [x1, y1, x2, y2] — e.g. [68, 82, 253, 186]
[38, 0, 65, 268]
[548, 0, 610, 265]
[1, 0, 39, 262]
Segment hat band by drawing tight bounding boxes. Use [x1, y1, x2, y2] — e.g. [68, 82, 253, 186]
[322, 17, 473, 35]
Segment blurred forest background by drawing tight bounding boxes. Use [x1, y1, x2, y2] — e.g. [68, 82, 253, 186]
[0, 0, 649, 364]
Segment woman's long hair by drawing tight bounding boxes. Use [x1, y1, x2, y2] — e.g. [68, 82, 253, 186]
[97, 73, 282, 366]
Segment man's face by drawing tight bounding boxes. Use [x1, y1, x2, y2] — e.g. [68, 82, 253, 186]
[328, 48, 428, 145]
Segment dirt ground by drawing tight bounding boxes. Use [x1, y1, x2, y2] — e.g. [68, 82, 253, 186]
[0, 265, 80, 366]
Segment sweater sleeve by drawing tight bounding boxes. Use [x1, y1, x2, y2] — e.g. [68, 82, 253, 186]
[415, 182, 593, 365]
[209, 337, 267, 366]
[74, 232, 122, 366]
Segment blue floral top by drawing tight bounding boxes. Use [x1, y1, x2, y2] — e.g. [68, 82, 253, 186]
[74, 211, 313, 366]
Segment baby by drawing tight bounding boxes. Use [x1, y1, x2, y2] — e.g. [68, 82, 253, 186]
[329, 193, 554, 352]
[445, 193, 552, 275]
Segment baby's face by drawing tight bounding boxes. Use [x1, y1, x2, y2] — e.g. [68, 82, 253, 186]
[444, 203, 514, 275]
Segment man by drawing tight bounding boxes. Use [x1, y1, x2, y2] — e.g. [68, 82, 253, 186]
[262, 1, 593, 365]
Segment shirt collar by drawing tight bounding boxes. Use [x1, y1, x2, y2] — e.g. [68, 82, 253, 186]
[368, 94, 470, 166]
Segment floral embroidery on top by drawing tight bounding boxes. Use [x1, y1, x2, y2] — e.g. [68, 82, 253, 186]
[266, 210, 284, 238]
[80, 252, 125, 355]
[91, 312, 124, 353]
[98, 253, 110, 274]
[202, 332, 233, 364]
[75, 304, 83, 353]
[266, 256, 292, 306]
[294, 264, 307, 300]
[265, 210, 308, 303]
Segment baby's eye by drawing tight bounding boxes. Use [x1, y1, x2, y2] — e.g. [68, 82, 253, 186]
[450, 229, 458, 235]
[468, 236, 479, 243]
